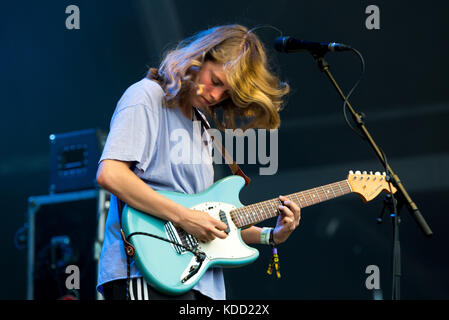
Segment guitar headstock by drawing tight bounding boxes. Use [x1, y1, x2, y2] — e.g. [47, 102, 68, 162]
[347, 170, 397, 202]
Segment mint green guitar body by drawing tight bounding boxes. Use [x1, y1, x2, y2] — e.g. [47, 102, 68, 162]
[121, 175, 259, 295]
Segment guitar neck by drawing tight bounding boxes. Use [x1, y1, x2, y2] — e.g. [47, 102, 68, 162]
[230, 179, 352, 229]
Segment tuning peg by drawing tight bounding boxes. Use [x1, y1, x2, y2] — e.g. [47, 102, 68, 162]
[355, 170, 361, 175]
[349, 170, 354, 174]
[382, 172, 386, 176]
[375, 172, 381, 175]
[363, 171, 367, 175]
[370, 171, 373, 175]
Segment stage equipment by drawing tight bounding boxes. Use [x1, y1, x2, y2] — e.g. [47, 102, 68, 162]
[49, 129, 106, 194]
[26, 188, 109, 300]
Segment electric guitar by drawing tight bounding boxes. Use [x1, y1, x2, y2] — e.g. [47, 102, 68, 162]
[121, 170, 396, 295]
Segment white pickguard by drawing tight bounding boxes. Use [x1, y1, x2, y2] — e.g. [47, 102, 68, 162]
[177, 201, 257, 284]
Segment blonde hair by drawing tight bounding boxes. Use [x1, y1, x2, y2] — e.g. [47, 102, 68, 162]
[147, 24, 289, 129]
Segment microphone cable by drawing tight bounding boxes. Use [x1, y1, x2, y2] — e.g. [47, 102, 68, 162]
[342, 48, 397, 213]
[342, 48, 393, 177]
[342, 47, 367, 140]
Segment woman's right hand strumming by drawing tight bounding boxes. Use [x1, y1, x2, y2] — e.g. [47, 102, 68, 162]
[176, 208, 228, 243]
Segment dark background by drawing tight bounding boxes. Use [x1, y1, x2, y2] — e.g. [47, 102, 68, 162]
[1, 0, 448, 299]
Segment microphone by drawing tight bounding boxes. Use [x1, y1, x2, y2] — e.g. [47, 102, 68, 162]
[274, 36, 352, 54]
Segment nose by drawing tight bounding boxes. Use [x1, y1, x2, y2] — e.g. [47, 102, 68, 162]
[209, 87, 227, 104]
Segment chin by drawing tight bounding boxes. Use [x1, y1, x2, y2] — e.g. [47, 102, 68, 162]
[195, 97, 208, 109]
[196, 105, 208, 112]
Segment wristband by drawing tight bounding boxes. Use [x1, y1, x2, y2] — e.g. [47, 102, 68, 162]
[269, 228, 277, 246]
[260, 227, 273, 245]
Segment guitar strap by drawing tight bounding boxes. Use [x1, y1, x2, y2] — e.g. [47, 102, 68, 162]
[193, 107, 251, 187]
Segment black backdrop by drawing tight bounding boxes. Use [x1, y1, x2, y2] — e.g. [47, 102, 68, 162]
[1, 0, 448, 299]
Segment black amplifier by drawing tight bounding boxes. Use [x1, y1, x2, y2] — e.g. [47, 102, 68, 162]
[49, 129, 107, 194]
[27, 189, 110, 300]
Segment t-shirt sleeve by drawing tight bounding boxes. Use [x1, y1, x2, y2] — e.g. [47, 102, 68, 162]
[100, 103, 159, 172]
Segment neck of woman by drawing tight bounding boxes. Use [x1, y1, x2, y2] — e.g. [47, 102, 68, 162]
[178, 101, 194, 120]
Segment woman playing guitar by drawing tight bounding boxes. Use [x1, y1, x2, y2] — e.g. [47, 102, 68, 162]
[96, 24, 301, 300]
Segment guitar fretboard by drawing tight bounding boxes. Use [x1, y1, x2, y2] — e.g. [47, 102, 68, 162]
[230, 179, 352, 229]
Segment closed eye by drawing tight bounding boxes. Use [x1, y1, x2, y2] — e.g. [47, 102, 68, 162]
[210, 70, 230, 97]
[212, 77, 222, 86]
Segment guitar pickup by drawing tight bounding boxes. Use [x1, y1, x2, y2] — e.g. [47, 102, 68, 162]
[219, 210, 230, 234]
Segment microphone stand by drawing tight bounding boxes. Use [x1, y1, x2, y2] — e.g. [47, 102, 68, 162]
[309, 50, 433, 300]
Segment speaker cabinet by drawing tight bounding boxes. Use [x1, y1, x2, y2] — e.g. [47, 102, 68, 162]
[26, 189, 108, 300]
